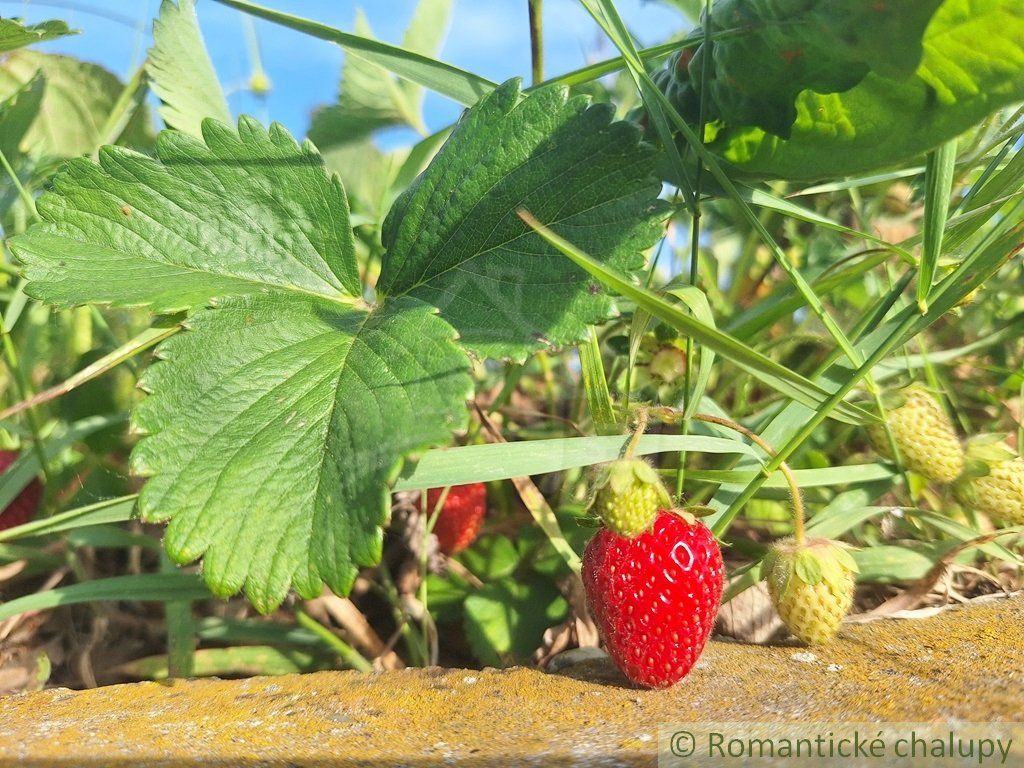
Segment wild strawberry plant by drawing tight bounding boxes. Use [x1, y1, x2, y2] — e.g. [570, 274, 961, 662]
[0, 0, 1021, 685]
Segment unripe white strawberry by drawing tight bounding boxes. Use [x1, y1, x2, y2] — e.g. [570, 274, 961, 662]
[867, 384, 964, 483]
[762, 537, 858, 646]
[953, 436, 1024, 525]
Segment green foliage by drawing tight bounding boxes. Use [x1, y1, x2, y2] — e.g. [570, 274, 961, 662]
[379, 80, 667, 360]
[0, 17, 76, 54]
[0, 0, 1021, 681]
[710, 0, 1024, 178]
[688, 0, 943, 138]
[464, 577, 567, 666]
[309, 0, 452, 148]
[148, 0, 231, 137]
[13, 118, 362, 310]
[0, 51, 152, 157]
[12, 81, 666, 610]
[0, 75, 44, 162]
[132, 294, 471, 611]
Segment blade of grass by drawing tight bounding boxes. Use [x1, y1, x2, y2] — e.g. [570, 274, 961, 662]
[578, 327, 618, 435]
[294, 608, 373, 672]
[161, 551, 196, 678]
[118, 646, 334, 680]
[0, 495, 137, 543]
[0, 326, 177, 421]
[212, 0, 495, 107]
[0, 573, 213, 622]
[395, 432, 760, 490]
[518, 209, 873, 424]
[661, 463, 894, 489]
[917, 139, 958, 312]
[666, 285, 716, 418]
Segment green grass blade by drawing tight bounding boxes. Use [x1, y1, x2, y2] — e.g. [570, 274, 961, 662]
[666, 463, 894, 489]
[212, 0, 495, 107]
[0, 496, 137, 543]
[907, 510, 1021, 564]
[726, 250, 892, 339]
[519, 211, 873, 424]
[117, 646, 334, 680]
[161, 551, 197, 678]
[395, 433, 760, 491]
[737, 184, 915, 265]
[578, 327, 618, 435]
[0, 573, 212, 622]
[665, 285, 716, 418]
[0, 326, 177, 422]
[917, 139, 957, 312]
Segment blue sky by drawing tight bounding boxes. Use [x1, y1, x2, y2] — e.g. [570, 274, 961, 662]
[7, 0, 687, 143]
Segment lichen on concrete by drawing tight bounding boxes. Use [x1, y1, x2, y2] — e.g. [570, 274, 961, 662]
[1, 595, 1021, 767]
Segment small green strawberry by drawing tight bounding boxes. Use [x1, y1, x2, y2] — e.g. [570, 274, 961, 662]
[762, 537, 858, 646]
[867, 384, 964, 483]
[953, 436, 1024, 526]
[648, 345, 687, 384]
[591, 458, 672, 538]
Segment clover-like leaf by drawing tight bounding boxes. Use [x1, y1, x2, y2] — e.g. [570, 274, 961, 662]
[12, 117, 360, 311]
[378, 79, 668, 360]
[132, 294, 471, 612]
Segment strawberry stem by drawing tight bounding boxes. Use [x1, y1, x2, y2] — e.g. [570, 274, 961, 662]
[689, 413, 807, 544]
[622, 407, 650, 460]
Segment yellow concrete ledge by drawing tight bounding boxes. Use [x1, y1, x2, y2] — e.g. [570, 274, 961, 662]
[1, 595, 1021, 767]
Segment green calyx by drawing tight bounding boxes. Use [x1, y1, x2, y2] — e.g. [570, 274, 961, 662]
[761, 537, 859, 597]
[592, 458, 672, 538]
[763, 536, 859, 646]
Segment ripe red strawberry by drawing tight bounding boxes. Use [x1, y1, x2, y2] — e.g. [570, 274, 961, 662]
[426, 483, 487, 555]
[0, 450, 42, 532]
[582, 509, 723, 688]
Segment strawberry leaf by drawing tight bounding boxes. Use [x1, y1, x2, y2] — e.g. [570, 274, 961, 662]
[132, 294, 470, 612]
[712, 0, 1024, 179]
[378, 79, 668, 360]
[309, 0, 450, 148]
[0, 51, 153, 158]
[689, 0, 943, 138]
[148, 0, 231, 138]
[11, 117, 472, 611]
[11, 117, 360, 311]
[0, 17, 76, 54]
